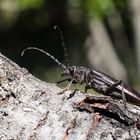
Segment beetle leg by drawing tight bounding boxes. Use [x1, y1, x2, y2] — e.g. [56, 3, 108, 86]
[57, 79, 74, 94]
[105, 80, 122, 94]
[57, 78, 72, 84]
[121, 82, 127, 109]
[105, 80, 127, 108]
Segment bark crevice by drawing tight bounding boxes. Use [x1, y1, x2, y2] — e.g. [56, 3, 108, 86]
[0, 52, 140, 140]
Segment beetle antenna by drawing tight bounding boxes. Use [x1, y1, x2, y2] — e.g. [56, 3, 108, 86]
[21, 47, 67, 70]
[54, 25, 69, 67]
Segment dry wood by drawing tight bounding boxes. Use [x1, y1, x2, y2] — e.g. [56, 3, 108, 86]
[0, 52, 140, 140]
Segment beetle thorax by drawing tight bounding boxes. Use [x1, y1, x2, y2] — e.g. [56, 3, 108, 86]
[71, 66, 90, 83]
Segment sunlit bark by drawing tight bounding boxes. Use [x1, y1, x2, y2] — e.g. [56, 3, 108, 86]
[0, 52, 139, 140]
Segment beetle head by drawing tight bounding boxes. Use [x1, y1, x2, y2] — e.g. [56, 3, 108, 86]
[61, 66, 75, 77]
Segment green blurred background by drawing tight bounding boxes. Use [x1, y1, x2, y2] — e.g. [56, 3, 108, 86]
[0, 0, 140, 90]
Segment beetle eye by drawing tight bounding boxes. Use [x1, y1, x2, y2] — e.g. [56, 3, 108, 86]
[68, 67, 74, 72]
[61, 69, 70, 76]
[68, 66, 75, 75]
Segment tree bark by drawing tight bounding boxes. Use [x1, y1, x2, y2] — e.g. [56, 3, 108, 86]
[0, 52, 140, 140]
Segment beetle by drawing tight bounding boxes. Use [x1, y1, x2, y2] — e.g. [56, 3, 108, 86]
[21, 26, 140, 107]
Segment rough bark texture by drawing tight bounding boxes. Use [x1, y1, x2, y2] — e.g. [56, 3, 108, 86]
[0, 52, 140, 140]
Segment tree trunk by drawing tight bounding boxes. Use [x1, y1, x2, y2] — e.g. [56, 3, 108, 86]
[85, 19, 127, 81]
[0, 52, 140, 140]
[129, 0, 140, 80]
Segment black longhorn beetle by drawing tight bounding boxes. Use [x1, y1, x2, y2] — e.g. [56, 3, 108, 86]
[21, 25, 140, 107]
